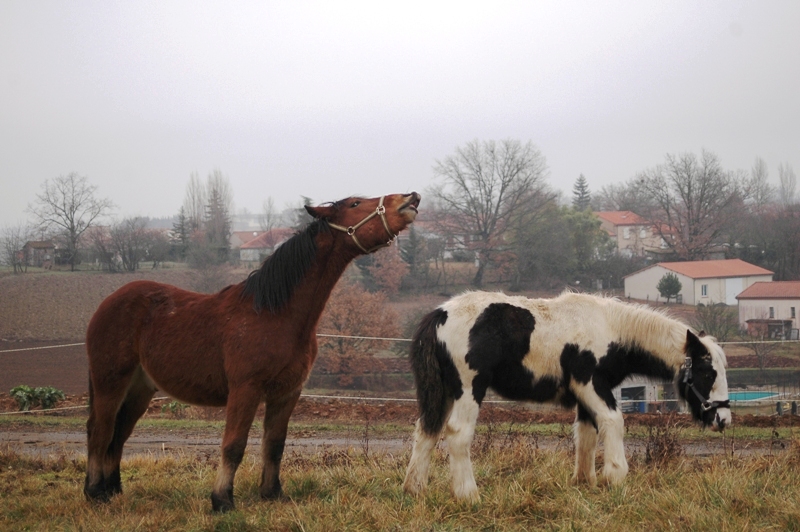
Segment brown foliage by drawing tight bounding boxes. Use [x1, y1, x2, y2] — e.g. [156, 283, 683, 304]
[364, 246, 408, 295]
[318, 280, 401, 357]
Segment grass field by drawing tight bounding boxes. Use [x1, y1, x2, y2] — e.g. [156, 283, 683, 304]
[2, 415, 800, 531]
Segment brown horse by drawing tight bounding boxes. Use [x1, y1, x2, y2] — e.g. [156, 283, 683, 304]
[84, 192, 420, 512]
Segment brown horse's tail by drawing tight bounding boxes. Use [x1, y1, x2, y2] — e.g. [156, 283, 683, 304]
[409, 308, 460, 436]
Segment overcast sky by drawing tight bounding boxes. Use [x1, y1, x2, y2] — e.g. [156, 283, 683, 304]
[1, 1, 798, 228]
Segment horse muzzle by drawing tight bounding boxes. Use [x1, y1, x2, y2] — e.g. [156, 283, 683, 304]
[710, 407, 732, 432]
[399, 192, 421, 220]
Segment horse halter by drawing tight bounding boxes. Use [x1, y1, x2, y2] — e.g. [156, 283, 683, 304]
[328, 196, 397, 254]
[682, 357, 730, 412]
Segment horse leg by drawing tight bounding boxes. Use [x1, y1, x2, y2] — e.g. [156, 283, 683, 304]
[85, 379, 130, 501]
[211, 385, 262, 512]
[572, 404, 598, 486]
[596, 407, 628, 485]
[444, 393, 481, 502]
[259, 389, 301, 500]
[403, 413, 448, 496]
[104, 367, 156, 495]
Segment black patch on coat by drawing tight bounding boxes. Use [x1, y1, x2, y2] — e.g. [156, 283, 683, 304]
[409, 308, 463, 435]
[577, 402, 598, 431]
[677, 330, 720, 426]
[592, 342, 676, 410]
[560, 343, 597, 385]
[464, 303, 551, 404]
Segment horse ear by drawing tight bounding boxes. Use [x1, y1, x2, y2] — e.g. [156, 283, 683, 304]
[305, 205, 336, 220]
[686, 329, 704, 354]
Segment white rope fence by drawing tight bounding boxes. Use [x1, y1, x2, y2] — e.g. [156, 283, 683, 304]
[5, 336, 800, 355]
[1, 336, 798, 415]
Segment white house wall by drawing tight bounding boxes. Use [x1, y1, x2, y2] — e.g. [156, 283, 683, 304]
[624, 266, 695, 304]
[738, 298, 799, 329]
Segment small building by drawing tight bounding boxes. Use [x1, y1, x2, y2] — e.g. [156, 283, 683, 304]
[22, 240, 55, 268]
[736, 281, 800, 339]
[239, 228, 294, 263]
[624, 259, 773, 305]
[595, 211, 670, 258]
[613, 377, 679, 413]
[229, 231, 265, 251]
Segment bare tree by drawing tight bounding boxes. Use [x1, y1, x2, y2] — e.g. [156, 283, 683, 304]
[591, 178, 653, 214]
[110, 217, 150, 272]
[778, 162, 797, 206]
[1, 223, 31, 273]
[259, 197, 278, 233]
[748, 157, 775, 213]
[691, 303, 740, 342]
[183, 171, 206, 232]
[640, 151, 745, 261]
[429, 139, 550, 286]
[28, 173, 113, 271]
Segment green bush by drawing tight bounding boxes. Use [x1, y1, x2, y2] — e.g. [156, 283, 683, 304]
[10, 385, 66, 411]
[161, 400, 189, 417]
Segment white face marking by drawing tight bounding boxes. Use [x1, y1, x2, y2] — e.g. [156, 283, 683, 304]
[703, 338, 732, 431]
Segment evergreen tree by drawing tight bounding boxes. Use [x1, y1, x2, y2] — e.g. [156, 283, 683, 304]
[572, 174, 592, 211]
[204, 186, 231, 262]
[400, 226, 427, 277]
[657, 272, 683, 303]
[293, 196, 316, 230]
[171, 206, 190, 259]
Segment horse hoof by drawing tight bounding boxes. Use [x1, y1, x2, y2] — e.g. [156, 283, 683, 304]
[211, 491, 235, 513]
[84, 484, 111, 503]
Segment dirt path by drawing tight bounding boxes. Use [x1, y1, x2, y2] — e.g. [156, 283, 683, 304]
[0, 423, 783, 461]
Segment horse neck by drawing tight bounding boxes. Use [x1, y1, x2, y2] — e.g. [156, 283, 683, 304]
[608, 301, 687, 370]
[280, 237, 357, 334]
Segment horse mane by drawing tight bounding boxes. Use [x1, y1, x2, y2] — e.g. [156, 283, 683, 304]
[241, 219, 331, 313]
[599, 295, 690, 366]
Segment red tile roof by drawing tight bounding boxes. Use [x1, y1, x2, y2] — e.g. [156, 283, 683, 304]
[660, 259, 773, 279]
[737, 281, 800, 299]
[231, 231, 265, 244]
[240, 228, 294, 249]
[595, 211, 647, 226]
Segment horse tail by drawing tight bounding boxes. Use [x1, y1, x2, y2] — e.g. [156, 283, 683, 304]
[409, 308, 460, 436]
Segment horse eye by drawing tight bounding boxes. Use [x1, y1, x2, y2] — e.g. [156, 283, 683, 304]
[350, 201, 360, 208]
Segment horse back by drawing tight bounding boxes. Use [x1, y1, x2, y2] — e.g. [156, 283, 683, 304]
[86, 280, 235, 405]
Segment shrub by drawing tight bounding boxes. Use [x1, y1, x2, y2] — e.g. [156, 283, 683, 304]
[656, 272, 682, 303]
[161, 400, 189, 418]
[10, 385, 66, 411]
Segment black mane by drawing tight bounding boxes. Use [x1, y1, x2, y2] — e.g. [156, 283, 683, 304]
[241, 219, 330, 313]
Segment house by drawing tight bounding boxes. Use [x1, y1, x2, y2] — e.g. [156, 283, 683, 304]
[239, 228, 294, 262]
[22, 240, 55, 268]
[229, 231, 265, 251]
[595, 211, 671, 257]
[736, 281, 800, 340]
[624, 259, 773, 305]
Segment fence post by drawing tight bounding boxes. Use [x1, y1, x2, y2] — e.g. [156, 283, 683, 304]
[776, 401, 784, 416]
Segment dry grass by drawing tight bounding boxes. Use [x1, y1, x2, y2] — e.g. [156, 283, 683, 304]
[3, 436, 800, 531]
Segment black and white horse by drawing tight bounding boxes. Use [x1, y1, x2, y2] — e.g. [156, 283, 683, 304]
[403, 291, 731, 501]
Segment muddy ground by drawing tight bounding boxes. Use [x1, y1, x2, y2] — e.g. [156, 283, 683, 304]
[2, 391, 799, 462]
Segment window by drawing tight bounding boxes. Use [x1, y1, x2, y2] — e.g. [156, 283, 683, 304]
[792, 307, 796, 319]
[701, 284, 708, 297]
[623, 227, 630, 239]
[639, 228, 647, 238]
[769, 307, 775, 319]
